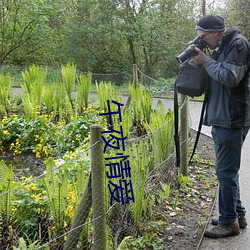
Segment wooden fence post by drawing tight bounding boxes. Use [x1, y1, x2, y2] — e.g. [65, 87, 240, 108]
[180, 94, 188, 176]
[133, 64, 138, 86]
[91, 124, 106, 250]
[125, 64, 138, 111]
[63, 175, 92, 250]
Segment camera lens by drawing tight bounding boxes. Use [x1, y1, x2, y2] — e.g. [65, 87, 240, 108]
[176, 45, 198, 63]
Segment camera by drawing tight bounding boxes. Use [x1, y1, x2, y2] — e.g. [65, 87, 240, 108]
[176, 36, 208, 64]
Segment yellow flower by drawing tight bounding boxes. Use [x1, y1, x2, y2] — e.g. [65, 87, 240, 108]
[65, 205, 74, 218]
[32, 193, 42, 201]
[12, 207, 17, 212]
[42, 147, 49, 157]
[3, 130, 9, 135]
[14, 149, 22, 155]
[36, 152, 41, 159]
[26, 183, 37, 191]
[71, 195, 76, 204]
[10, 143, 14, 150]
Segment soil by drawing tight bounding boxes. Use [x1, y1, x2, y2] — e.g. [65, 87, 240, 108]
[0, 152, 45, 180]
[159, 130, 217, 250]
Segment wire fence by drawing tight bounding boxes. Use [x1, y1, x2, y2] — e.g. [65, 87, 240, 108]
[0, 66, 190, 249]
[0, 64, 175, 96]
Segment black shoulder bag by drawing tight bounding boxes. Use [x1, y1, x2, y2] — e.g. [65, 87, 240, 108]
[175, 58, 208, 97]
[174, 58, 210, 168]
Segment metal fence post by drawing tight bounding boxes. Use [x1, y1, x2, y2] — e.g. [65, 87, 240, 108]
[180, 94, 188, 176]
[91, 124, 106, 250]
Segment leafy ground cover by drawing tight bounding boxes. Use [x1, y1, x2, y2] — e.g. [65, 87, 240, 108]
[3, 130, 217, 250]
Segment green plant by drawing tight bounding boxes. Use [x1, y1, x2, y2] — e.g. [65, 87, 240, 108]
[141, 89, 153, 124]
[42, 157, 90, 242]
[42, 63, 77, 122]
[96, 81, 122, 112]
[43, 160, 67, 214]
[0, 115, 57, 157]
[0, 161, 15, 222]
[117, 233, 163, 250]
[43, 84, 56, 114]
[178, 173, 191, 189]
[12, 233, 50, 250]
[172, 190, 180, 210]
[0, 73, 12, 117]
[21, 65, 47, 118]
[0, 109, 101, 158]
[76, 72, 92, 111]
[129, 141, 151, 225]
[158, 182, 171, 203]
[60, 62, 76, 102]
[128, 83, 154, 136]
[12, 176, 49, 241]
[145, 100, 174, 164]
[13, 237, 40, 250]
[52, 83, 67, 121]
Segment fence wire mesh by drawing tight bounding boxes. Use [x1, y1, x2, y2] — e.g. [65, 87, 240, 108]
[0, 66, 190, 249]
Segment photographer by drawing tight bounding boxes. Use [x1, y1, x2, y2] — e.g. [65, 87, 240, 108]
[192, 15, 250, 238]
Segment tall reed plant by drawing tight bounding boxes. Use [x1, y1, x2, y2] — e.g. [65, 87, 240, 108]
[61, 63, 76, 102]
[0, 161, 14, 223]
[76, 72, 92, 112]
[52, 82, 73, 122]
[145, 100, 174, 164]
[43, 159, 69, 243]
[128, 139, 152, 225]
[0, 73, 12, 117]
[43, 84, 56, 114]
[21, 65, 47, 118]
[96, 81, 122, 112]
[129, 83, 152, 125]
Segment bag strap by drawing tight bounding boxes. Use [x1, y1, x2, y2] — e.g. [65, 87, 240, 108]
[188, 91, 208, 164]
[174, 80, 180, 168]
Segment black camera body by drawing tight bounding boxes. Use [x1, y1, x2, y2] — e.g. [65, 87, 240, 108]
[176, 36, 208, 63]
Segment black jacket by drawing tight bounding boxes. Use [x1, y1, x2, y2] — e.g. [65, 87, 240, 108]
[203, 26, 250, 128]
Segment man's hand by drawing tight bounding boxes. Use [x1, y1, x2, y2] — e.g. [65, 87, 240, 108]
[192, 47, 207, 64]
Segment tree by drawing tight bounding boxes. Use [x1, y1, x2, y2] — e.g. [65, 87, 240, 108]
[0, 0, 48, 65]
[66, 0, 199, 78]
[220, 0, 250, 39]
[0, 0, 231, 79]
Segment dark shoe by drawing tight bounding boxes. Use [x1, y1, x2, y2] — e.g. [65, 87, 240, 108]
[238, 215, 247, 228]
[204, 222, 240, 238]
[211, 214, 247, 229]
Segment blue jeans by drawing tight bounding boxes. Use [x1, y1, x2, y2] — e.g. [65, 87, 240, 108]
[211, 126, 249, 225]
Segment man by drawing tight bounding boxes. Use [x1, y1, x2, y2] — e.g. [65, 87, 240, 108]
[192, 15, 250, 238]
